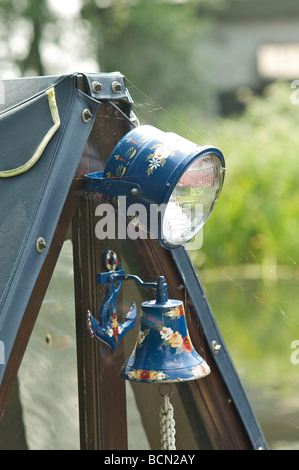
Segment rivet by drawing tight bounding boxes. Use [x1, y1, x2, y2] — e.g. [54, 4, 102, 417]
[82, 108, 93, 123]
[111, 81, 122, 94]
[36, 237, 47, 253]
[212, 340, 221, 354]
[92, 81, 102, 93]
[130, 187, 139, 196]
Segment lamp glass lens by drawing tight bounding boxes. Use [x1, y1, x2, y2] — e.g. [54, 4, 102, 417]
[162, 153, 224, 246]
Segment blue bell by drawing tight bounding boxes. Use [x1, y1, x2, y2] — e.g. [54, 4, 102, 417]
[120, 277, 210, 383]
[86, 250, 210, 382]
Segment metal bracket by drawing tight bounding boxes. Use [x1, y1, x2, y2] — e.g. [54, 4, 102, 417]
[85, 170, 141, 198]
[82, 72, 133, 102]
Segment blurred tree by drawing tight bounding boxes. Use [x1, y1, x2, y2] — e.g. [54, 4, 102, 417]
[17, 0, 47, 75]
[80, 0, 214, 110]
[0, 0, 53, 76]
[0, 0, 224, 114]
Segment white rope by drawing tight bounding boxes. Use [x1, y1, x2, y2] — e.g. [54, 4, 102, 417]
[160, 394, 176, 450]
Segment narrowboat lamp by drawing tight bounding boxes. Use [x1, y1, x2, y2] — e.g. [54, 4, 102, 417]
[85, 125, 225, 249]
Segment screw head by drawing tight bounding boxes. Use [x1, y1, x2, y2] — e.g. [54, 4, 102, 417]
[212, 340, 221, 354]
[111, 81, 122, 94]
[130, 187, 139, 196]
[82, 108, 93, 123]
[92, 81, 102, 93]
[36, 237, 47, 253]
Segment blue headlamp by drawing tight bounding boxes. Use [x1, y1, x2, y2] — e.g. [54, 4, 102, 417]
[85, 125, 225, 249]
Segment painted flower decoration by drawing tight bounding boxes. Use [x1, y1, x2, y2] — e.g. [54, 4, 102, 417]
[137, 329, 149, 347]
[138, 330, 146, 344]
[146, 144, 175, 176]
[159, 326, 187, 353]
[149, 371, 157, 381]
[160, 326, 173, 341]
[156, 372, 166, 380]
[107, 328, 114, 338]
[153, 145, 173, 160]
[169, 331, 183, 349]
[132, 369, 141, 379]
[182, 336, 192, 353]
[125, 368, 168, 382]
[147, 156, 161, 174]
[191, 363, 210, 377]
[140, 370, 150, 381]
[165, 305, 185, 319]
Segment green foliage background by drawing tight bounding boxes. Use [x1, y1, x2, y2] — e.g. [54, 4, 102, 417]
[190, 81, 299, 270]
[164, 81, 299, 395]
